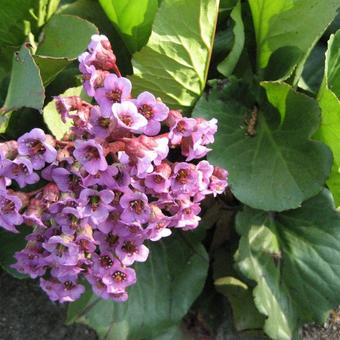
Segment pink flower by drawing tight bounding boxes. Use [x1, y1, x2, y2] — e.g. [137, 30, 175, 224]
[73, 139, 108, 175]
[133, 91, 169, 135]
[112, 101, 147, 133]
[17, 128, 57, 170]
[95, 74, 132, 115]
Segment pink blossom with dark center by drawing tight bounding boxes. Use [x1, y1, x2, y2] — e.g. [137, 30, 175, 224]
[120, 191, 150, 224]
[82, 165, 118, 187]
[95, 74, 132, 115]
[73, 139, 108, 175]
[133, 91, 169, 136]
[174, 200, 201, 230]
[115, 236, 149, 266]
[89, 106, 114, 138]
[3, 157, 39, 188]
[0, 190, 23, 232]
[171, 162, 199, 196]
[102, 262, 136, 290]
[40, 277, 85, 303]
[43, 235, 81, 266]
[51, 168, 83, 193]
[112, 101, 147, 133]
[17, 128, 57, 170]
[55, 207, 84, 235]
[79, 188, 114, 224]
[168, 117, 196, 145]
[12, 246, 48, 278]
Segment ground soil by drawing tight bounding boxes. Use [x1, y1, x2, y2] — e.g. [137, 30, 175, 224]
[0, 270, 97, 340]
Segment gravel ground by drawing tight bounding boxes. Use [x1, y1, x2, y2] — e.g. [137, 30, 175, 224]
[1, 268, 340, 340]
[0, 270, 97, 340]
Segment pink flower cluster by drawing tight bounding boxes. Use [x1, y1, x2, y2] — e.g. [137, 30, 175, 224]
[0, 35, 228, 303]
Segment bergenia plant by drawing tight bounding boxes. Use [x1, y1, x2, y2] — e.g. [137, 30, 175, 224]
[0, 34, 228, 303]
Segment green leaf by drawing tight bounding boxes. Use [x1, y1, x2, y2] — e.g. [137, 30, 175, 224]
[98, 0, 158, 53]
[217, 1, 244, 77]
[215, 277, 265, 331]
[35, 14, 98, 85]
[298, 44, 325, 94]
[235, 189, 340, 339]
[0, 226, 31, 279]
[192, 80, 332, 211]
[1, 44, 45, 113]
[43, 86, 90, 139]
[0, 113, 11, 134]
[314, 31, 340, 206]
[34, 55, 70, 85]
[37, 14, 98, 58]
[67, 232, 208, 340]
[129, 0, 219, 110]
[0, 0, 59, 84]
[249, 0, 340, 80]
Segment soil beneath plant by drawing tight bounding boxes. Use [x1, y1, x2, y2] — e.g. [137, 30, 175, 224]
[0, 270, 97, 340]
[1, 269, 340, 340]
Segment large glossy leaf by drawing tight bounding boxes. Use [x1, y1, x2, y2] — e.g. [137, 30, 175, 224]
[217, 0, 244, 77]
[37, 15, 98, 58]
[67, 232, 208, 340]
[129, 0, 219, 110]
[192, 80, 332, 211]
[215, 277, 265, 331]
[35, 14, 98, 84]
[43, 86, 91, 139]
[1, 45, 45, 114]
[235, 190, 340, 339]
[314, 31, 340, 206]
[249, 0, 340, 80]
[298, 44, 325, 94]
[98, 0, 158, 53]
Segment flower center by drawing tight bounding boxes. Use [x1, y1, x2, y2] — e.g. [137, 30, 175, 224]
[13, 163, 28, 175]
[128, 225, 140, 233]
[122, 240, 137, 254]
[183, 208, 192, 215]
[113, 190, 123, 205]
[106, 89, 121, 102]
[100, 255, 113, 268]
[84, 146, 100, 161]
[176, 120, 186, 133]
[56, 244, 66, 257]
[64, 281, 75, 290]
[130, 200, 144, 214]
[153, 174, 164, 184]
[112, 271, 127, 282]
[119, 114, 133, 127]
[138, 104, 153, 120]
[90, 195, 100, 210]
[1, 198, 15, 214]
[176, 169, 189, 184]
[26, 139, 46, 154]
[69, 174, 81, 191]
[69, 214, 79, 229]
[106, 232, 119, 246]
[156, 221, 165, 230]
[98, 117, 111, 128]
